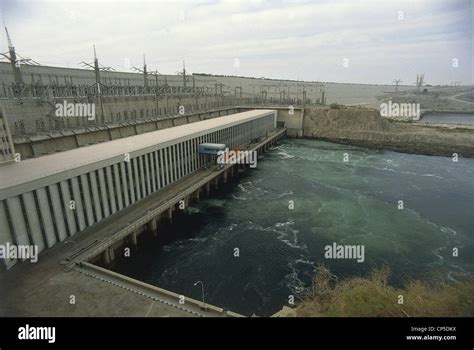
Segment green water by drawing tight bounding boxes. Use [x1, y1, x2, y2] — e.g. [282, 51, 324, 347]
[114, 139, 474, 316]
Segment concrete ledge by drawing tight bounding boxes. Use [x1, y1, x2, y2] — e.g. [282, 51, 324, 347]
[79, 262, 240, 317]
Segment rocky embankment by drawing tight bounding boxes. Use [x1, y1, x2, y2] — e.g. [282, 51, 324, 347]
[303, 107, 474, 157]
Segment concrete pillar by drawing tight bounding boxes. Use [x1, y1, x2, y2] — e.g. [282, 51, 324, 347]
[175, 144, 181, 179]
[168, 146, 174, 183]
[120, 163, 129, 207]
[172, 145, 177, 181]
[167, 207, 173, 223]
[71, 177, 87, 230]
[223, 170, 228, 183]
[103, 246, 115, 265]
[113, 164, 124, 210]
[164, 148, 170, 185]
[147, 219, 157, 232]
[149, 153, 157, 192]
[126, 161, 136, 203]
[176, 143, 182, 178]
[182, 142, 187, 176]
[22, 192, 46, 251]
[192, 138, 197, 171]
[36, 187, 57, 248]
[0, 201, 16, 269]
[129, 231, 138, 247]
[48, 184, 68, 242]
[106, 166, 117, 214]
[194, 189, 200, 200]
[6, 197, 29, 251]
[59, 181, 77, 237]
[89, 172, 103, 221]
[80, 174, 95, 225]
[154, 150, 163, 190]
[213, 178, 219, 190]
[133, 158, 142, 200]
[187, 140, 192, 174]
[205, 182, 210, 196]
[144, 154, 152, 195]
[138, 156, 147, 197]
[159, 149, 166, 188]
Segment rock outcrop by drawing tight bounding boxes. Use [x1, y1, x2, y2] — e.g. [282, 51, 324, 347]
[303, 107, 474, 157]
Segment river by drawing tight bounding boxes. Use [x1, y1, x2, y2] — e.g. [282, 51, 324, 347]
[421, 112, 474, 125]
[112, 139, 474, 316]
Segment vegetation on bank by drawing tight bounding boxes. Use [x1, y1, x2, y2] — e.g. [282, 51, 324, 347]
[329, 103, 343, 109]
[296, 266, 474, 317]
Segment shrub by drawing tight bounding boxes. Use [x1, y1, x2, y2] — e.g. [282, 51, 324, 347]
[296, 266, 474, 317]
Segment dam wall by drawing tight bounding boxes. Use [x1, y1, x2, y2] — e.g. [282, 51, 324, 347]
[10, 106, 243, 159]
[1, 94, 246, 138]
[0, 110, 277, 270]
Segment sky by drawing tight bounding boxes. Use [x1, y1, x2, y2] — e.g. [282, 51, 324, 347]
[0, 0, 472, 85]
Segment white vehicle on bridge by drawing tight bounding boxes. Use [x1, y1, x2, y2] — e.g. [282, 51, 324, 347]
[198, 143, 227, 169]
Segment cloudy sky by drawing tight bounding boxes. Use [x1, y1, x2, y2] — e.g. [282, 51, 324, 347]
[0, 0, 472, 85]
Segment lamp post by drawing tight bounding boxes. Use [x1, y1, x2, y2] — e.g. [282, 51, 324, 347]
[194, 280, 207, 311]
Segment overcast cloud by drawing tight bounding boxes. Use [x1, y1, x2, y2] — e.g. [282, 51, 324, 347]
[0, 0, 472, 85]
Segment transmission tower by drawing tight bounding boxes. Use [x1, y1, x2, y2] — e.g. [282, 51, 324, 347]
[0, 26, 39, 85]
[133, 54, 161, 88]
[393, 79, 402, 92]
[415, 74, 425, 92]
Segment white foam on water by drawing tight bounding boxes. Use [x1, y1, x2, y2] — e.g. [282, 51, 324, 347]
[187, 207, 201, 214]
[440, 226, 457, 236]
[188, 237, 208, 243]
[238, 182, 251, 193]
[430, 246, 445, 266]
[277, 190, 293, 198]
[277, 150, 295, 159]
[372, 166, 444, 179]
[284, 257, 316, 296]
[232, 193, 248, 201]
[421, 173, 444, 179]
[271, 220, 308, 251]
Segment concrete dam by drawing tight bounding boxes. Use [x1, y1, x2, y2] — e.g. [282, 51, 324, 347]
[1, 36, 472, 317]
[0, 107, 286, 317]
[0, 109, 278, 267]
[0, 45, 306, 316]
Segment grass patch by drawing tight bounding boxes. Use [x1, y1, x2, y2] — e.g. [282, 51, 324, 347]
[296, 266, 474, 317]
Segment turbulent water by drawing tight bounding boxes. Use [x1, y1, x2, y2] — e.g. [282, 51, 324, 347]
[113, 139, 474, 316]
[421, 113, 474, 125]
